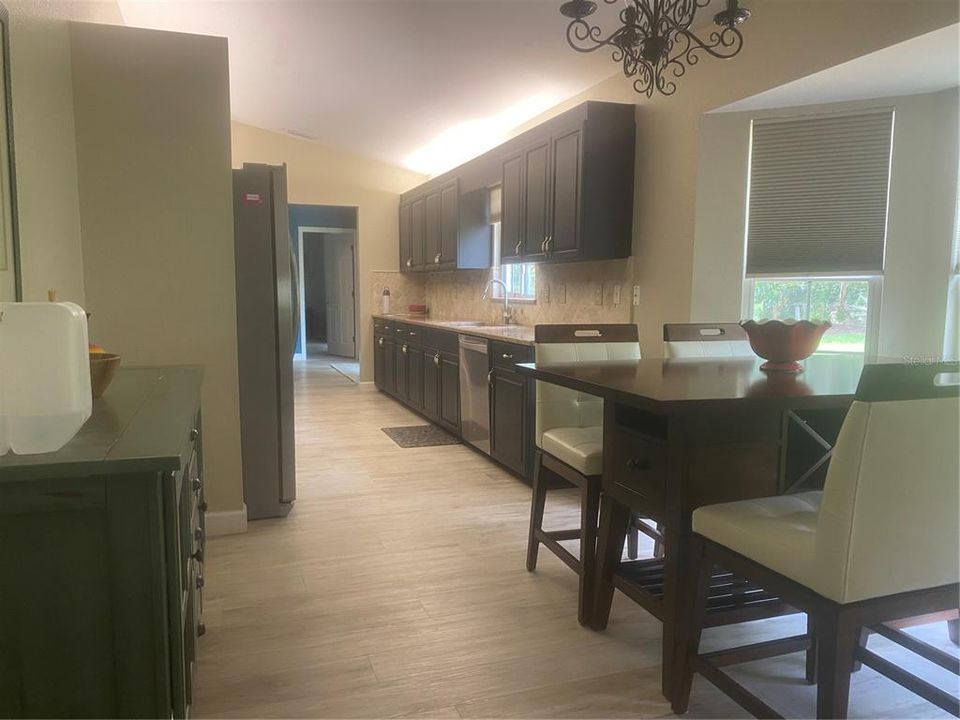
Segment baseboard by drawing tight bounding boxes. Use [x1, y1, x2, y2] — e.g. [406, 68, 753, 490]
[206, 504, 248, 536]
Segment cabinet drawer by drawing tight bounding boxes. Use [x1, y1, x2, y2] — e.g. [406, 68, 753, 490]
[607, 426, 666, 520]
[490, 340, 532, 369]
[374, 318, 385, 332]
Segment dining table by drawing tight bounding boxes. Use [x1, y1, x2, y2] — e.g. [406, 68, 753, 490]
[514, 352, 866, 703]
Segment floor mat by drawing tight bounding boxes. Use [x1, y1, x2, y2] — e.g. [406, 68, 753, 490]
[381, 424, 460, 448]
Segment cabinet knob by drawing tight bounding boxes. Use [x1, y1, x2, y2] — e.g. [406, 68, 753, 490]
[406, 258, 412, 267]
[189, 428, 199, 442]
[378, 337, 384, 346]
[433, 353, 440, 366]
[192, 478, 201, 493]
[199, 501, 208, 513]
[401, 344, 408, 354]
[409, 331, 416, 337]
[626, 458, 652, 473]
[192, 549, 204, 563]
[196, 576, 205, 590]
[194, 528, 203, 543]
[515, 240, 522, 256]
[501, 353, 514, 360]
[434, 253, 441, 264]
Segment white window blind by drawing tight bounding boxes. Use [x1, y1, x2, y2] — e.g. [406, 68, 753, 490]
[746, 110, 894, 275]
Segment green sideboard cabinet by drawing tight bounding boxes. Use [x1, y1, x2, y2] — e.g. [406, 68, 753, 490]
[0, 366, 207, 719]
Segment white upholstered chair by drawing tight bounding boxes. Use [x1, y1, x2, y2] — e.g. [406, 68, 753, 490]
[525, 324, 641, 626]
[663, 322, 754, 359]
[673, 361, 960, 719]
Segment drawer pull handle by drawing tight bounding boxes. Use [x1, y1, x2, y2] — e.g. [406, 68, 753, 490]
[192, 478, 201, 493]
[488, 370, 494, 388]
[433, 353, 440, 366]
[406, 258, 412, 267]
[192, 549, 204, 563]
[194, 528, 203, 543]
[378, 337, 384, 347]
[189, 428, 199, 441]
[409, 331, 416, 336]
[515, 240, 522, 256]
[196, 576, 205, 590]
[501, 353, 514, 360]
[626, 458, 652, 472]
[434, 253, 441, 264]
[401, 344, 408, 354]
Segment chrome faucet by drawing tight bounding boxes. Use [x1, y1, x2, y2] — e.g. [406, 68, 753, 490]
[482, 278, 513, 325]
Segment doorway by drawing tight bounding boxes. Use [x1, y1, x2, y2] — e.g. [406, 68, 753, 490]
[296, 228, 357, 360]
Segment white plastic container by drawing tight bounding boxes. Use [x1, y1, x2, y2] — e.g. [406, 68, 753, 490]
[0, 302, 92, 455]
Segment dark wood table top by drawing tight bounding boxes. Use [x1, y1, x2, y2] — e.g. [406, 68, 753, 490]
[515, 353, 866, 414]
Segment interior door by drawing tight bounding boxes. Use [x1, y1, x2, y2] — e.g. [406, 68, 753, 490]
[324, 235, 356, 358]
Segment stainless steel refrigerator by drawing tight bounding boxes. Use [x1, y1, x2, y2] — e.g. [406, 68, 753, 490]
[233, 163, 297, 519]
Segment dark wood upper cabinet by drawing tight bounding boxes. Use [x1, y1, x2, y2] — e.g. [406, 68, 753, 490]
[424, 191, 442, 268]
[439, 182, 459, 268]
[410, 197, 426, 269]
[399, 203, 413, 271]
[500, 152, 523, 262]
[522, 140, 550, 260]
[400, 101, 634, 270]
[549, 126, 582, 259]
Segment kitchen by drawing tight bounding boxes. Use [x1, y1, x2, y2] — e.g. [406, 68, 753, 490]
[0, 1, 958, 719]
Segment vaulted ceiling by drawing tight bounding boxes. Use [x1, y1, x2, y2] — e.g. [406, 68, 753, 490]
[117, 0, 628, 175]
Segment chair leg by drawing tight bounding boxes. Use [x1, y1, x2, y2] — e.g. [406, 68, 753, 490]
[850, 627, 870, 672]
[948, 619, 959, 646]
[670, 534, 713, 715]
[806, 615, 818, 684]
[816, 608, 860, 720]
[526, 450, 547, 572]
[626, 520, 639, 560]
[577, 480, 601, 627]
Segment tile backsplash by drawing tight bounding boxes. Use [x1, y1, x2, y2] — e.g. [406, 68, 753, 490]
[372, 259, 633, 325]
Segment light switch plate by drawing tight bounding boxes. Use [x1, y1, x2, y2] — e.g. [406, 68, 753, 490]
[613, 284, 621, 306]
[542, 283, 550, 304]
[558, 282, 567, 304]
[594, 285, 603, 306]
[632, 285, 641, 306]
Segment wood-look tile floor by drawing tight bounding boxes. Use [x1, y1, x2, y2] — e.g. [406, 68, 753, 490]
[193, 358, 957, 719]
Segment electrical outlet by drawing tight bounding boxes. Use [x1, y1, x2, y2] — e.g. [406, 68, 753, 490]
[542, 283, 550, 304]
[594, 285, 603, 306]
[632, 285, 641, 306]
[558, 282, 567, 304]
[613, 284, 621, 306]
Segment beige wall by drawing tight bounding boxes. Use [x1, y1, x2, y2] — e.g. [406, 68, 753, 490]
[5, 1, 121, 302]
[690, 89, 959, 359]
[231, 122, 426, 381]
[505, 0, 959, 356]
[70, 23, 243, 515]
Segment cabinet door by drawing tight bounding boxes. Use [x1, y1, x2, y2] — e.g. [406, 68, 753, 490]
[490, 368, 526, 476]
[522, 140, 550, 259]
[500, 152, 523, 262]
[410, 197, 426, 269]
[439, 182, 459, 267]
[396, 343, 409, 399]
[422, 349, 441, 422]
[424, 191, 442, 268]
[383, 338, 397, 394]
[438, 352, 460, 435]
[549, 127, 582, 259]
[374, 335, 385, 388]
[399, 203, 413, 271]
[407, 345, 424, 410]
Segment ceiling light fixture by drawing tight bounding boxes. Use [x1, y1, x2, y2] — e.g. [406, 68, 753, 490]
[559, 0, 751, 97]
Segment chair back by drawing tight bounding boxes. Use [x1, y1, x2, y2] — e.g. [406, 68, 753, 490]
[534, 324, 640, 446]
[663, 323, 753, 359]
[816, 362, 960, 603]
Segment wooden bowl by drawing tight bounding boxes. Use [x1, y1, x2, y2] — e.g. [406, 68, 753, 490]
[740, 320, 831, 372]
[89, 353, 121, 399]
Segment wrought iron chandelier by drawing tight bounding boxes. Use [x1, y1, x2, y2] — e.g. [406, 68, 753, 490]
[559, 0, 751, 97]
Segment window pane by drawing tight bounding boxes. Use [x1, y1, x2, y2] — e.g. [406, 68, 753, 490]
[751, 279, 869, 353]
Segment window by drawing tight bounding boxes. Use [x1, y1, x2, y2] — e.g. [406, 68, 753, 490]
[742, 110, 894, 354]
[489, 187, 536, 302]
[744, 277, 879, 353]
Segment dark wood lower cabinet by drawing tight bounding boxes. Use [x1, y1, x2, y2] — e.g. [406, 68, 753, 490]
[490, 367, 528, 476]
[422, 348, 441, 422]
[438, 351, 461, 435]
[407, 345, 424, 411]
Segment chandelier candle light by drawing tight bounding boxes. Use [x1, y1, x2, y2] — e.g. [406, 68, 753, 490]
[559, 0, 751, 97]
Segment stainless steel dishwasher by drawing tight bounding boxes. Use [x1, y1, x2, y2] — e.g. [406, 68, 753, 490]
[458, 334, 490, 455]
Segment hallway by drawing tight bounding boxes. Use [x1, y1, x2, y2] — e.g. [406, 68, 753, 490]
[192, 360, 955, 719]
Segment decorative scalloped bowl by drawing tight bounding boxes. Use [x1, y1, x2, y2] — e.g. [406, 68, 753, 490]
[739, 320, 831, 372]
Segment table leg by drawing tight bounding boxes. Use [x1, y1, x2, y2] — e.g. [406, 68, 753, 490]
[590, 493, 630, 631]
[660, 523, 687, 701]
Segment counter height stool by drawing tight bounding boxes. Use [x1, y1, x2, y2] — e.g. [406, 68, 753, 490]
[672, 361, 960, 719]
[526, 324, 641, 626]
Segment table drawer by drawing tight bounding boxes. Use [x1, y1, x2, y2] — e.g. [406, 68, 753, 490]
[490, 340, 533, 369]
[607, 425, 666, 520]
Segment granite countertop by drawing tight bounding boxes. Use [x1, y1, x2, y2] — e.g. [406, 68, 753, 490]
[373, 314, 535, 346]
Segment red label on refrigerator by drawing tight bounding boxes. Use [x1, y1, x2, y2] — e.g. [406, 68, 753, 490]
[243, 193, 263, 205]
